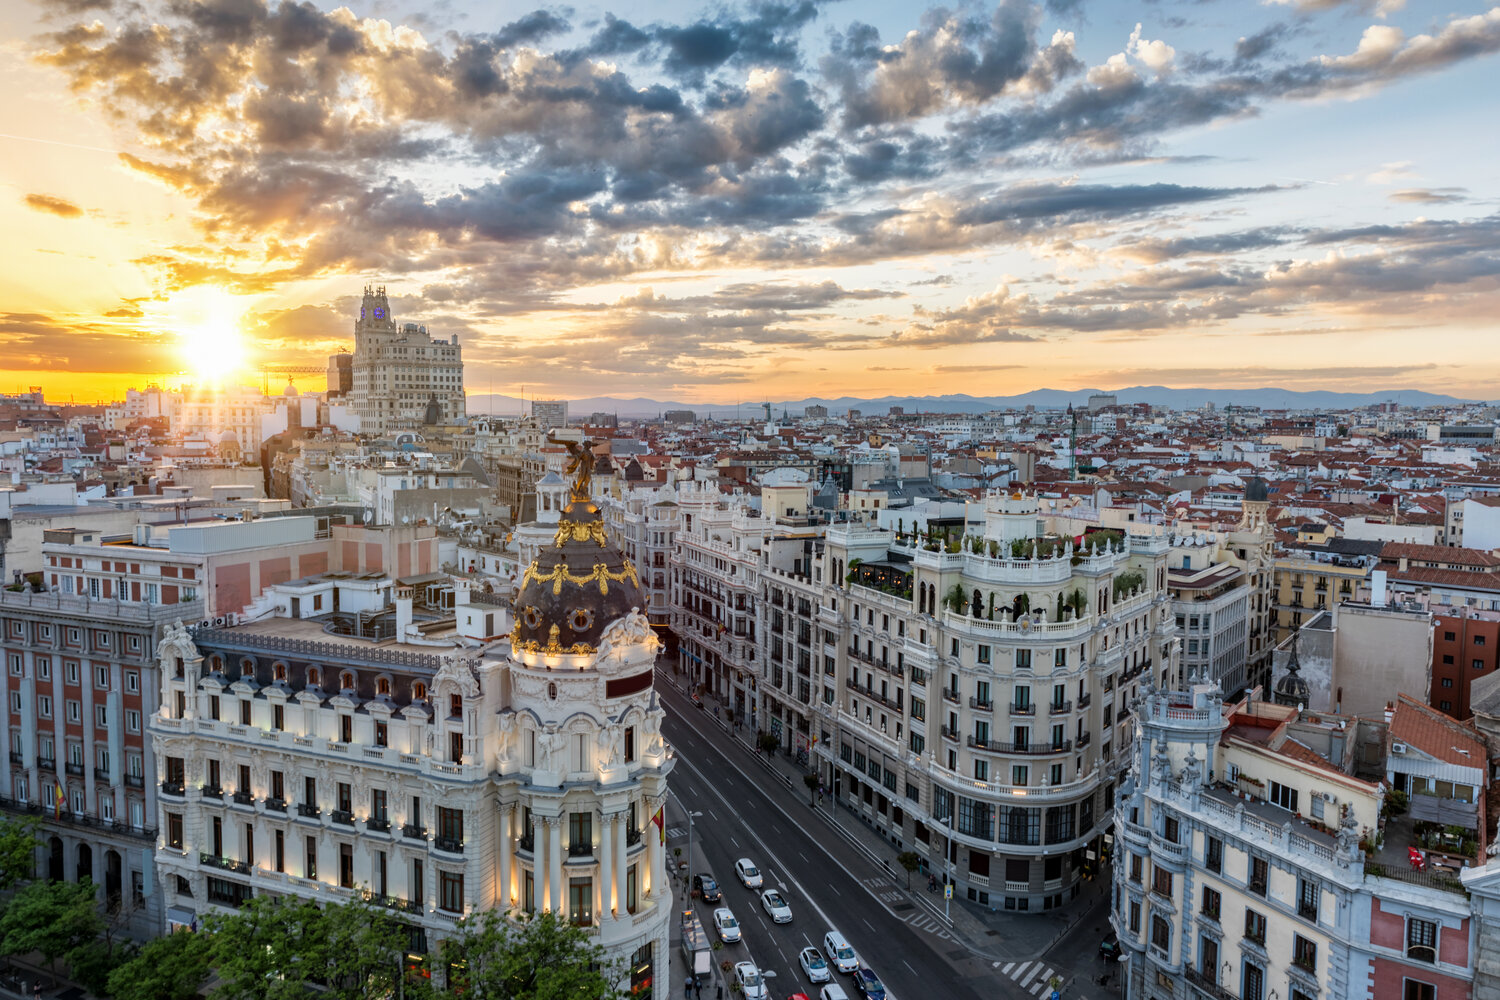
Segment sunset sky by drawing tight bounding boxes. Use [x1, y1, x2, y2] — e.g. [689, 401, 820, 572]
[2, 0, 1497, 404]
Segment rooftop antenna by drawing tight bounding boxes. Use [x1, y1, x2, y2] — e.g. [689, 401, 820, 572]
[1068, 403, 1078, 477]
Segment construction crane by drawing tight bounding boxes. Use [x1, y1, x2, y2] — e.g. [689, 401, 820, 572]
[260, 365, 328, 395]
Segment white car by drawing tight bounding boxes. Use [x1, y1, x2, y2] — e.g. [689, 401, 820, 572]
[819, 986, 850, 1000]
[823, 931, 860, 974]
[713, 907, 741, 943]
[735, 857, 763, 888]
[735, 961, 768, 1000]
[800, 946, 831, 983]
[761, 888, 792, 924]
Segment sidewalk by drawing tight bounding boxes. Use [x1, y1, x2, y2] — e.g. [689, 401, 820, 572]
[663, 669, 1112, 968]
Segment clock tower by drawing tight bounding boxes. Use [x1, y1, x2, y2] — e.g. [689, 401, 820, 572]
[348, 283, 466, 437]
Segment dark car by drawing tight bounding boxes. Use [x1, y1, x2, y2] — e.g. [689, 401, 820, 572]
[1099, 936, 1122, 960]
[694, 874, 722, 902]
[852, 967, 886, 1000]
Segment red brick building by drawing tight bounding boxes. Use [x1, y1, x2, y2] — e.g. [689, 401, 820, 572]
[1431, 610, 1500, 719]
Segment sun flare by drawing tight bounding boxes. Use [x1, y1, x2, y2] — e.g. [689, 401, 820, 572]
[162, 287, 250, 384]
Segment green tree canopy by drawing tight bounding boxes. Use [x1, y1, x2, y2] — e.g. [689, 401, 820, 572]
[0, 878, 104, 974]
[106, 930, 212, 1000]
[437, 909, 621, 1000]
[205, 894, 328, 1000]
[0, 815, 41, 891]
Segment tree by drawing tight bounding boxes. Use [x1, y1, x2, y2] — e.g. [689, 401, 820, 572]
[106, 931, 212, 1000]
[896, 852, 922, 891]
[803, 773, 820, 806]
[0, 878, 104, 976]
[205, 893, 327, 1000]
[67, 937, 134, 997]
[758, 731, 779, 755]
[321, 896, 411, 1000]
[436, 909, 623, 1000]
[0, 815, 41, 891]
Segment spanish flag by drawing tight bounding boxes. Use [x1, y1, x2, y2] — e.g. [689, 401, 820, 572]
[652, 807, 664, 844]
[53, 781, 65, 819]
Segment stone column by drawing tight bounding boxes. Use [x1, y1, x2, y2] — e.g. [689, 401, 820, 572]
[599, 813, 614, 918]
[613, 811, 628, 911]
[547, 816, 564, 914]
[532, 817, 547, 911]
[645, 799, 662, 897]
[497, 803, 513, 909]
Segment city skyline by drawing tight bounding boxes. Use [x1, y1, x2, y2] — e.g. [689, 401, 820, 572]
[2, 0, 1498, 403]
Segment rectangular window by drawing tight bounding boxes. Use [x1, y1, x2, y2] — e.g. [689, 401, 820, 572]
[1245, 908, 1267, 945]
[339, 843, 354, 888]
[1151, 914, 1171, 953]
[439, 870, 464, 913]
[1269, 780, 1298, 813]
[272, 704, 283, 731]
[1128, 900, 1140, 933]
[438, 806, 465, 846]
[239, 700, 251, 725]
[274, 830, 285, 873]
[305, 836, 318, 879]
[375, 721, 388, 747]
[1249, 856, 1268, 895]
[167, 813, 183, 849]
[1199, 936, 1218, 978]
[1206, 836, 1222, 873]
[1130, 854, 1143, 883]
[1016, 649, 1031, 670]
[1202, 886, 1221, 920]
[1298, 878, 1318, 921]
[372, 789, 388, 823]
[1153, 867, 1173, 898]
[1407, 919, 1437, 963]
[1404, 981, 1436, 1000]
[1293, 934, 1317, 974]
[95, 665, 108, 689]
[1243, 962, 1264, 1000]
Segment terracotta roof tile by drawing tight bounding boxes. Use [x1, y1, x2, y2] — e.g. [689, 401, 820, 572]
[1388, 694, 1485, 769]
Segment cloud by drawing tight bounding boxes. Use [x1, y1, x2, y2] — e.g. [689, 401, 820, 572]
[1387, 187, 1467, 204]
[23, 193, 83, 217]
[0, 311, 176, 372]
[1127, 23, 1176, 76]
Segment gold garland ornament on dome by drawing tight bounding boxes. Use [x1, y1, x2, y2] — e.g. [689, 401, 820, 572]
[511, 621, 594, 656]
[521, 560, 640, 596]
[553, 519, 609, 548]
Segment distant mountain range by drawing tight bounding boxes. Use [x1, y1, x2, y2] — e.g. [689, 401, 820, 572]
[464, 386, 1484, 419]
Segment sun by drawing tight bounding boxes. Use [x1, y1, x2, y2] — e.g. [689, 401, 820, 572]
[162, 287, 250, 384]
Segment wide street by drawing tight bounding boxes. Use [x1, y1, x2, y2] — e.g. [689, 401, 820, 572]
[655, 673, 1118, 1000]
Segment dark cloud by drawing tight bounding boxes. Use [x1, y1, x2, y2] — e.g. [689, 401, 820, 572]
[1387, 188, 1467, 204]
[24, 193, 84, 217]
[952, 181, 1273, 228]
[1234, 24, 1287, 65]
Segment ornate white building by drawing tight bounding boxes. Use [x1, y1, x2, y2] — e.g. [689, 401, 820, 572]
[349, 286, 466, 437]
[149, 466, 674, 994]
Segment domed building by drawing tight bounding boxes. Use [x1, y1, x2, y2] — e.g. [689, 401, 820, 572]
[494, 450, 675, 995]
[148, 445, 674, 996]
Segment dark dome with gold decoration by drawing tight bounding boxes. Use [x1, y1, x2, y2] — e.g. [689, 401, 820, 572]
[511, 441, 642, 656]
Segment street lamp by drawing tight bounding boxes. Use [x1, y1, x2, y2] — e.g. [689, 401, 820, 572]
[934, 814, 953, 921]
[685, 806, 703, 894]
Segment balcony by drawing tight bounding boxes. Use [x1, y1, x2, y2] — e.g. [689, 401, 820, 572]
[1184, 967, 1238, 1000]
[1049, 700, 1072, 715]
[940, 726, 959, 742]
[403, 823, 427, 840]
[518, 833, 535, 853]
[1009, 703, 1035, 717]
[968, 696, 993, 711]
[297, 803, 320, 819]
[199, 852, 251, 876]
[434, 836, 464, 855]
[1298, 901, 1317, 922]
[941, 689, 960, 706]
[332, 810, 354, 827]
[65, 763, 85, 777]
[38, 758, 56, 773]
[264, 798, 287, 813]
[566, 843, 592, 859]
[968, 738, 1073, 756]
[161, 781, 186, 797]
[1078, 692, 1092, 709]
[626, 828, 642, 846]
[124, 774, 144, 789]
[367, 818, 391, 833]
[6, 752, 21, 765]
[1077, 733, 1092, 749]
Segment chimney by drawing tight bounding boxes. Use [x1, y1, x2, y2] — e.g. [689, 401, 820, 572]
[453, 577, 471, 607]
[1371, 569, 1387, 606]
[1384, 700, 1395, 725]
[395, 584, 414, 643]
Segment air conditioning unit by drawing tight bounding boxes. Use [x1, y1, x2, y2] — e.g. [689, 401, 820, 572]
[1392, 741, 1408, 754]
[213, 617, 227, 627]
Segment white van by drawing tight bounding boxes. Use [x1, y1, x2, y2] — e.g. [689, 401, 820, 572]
[823, 930, 859, 974]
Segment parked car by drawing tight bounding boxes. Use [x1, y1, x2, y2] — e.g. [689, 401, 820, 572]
[823, 931, 859, 974]
[819, 987, 850, 1000]
[761, 888, 793, 924]
[694, 873, 722, 902]
[787, 995, 813, 1000]
[713, 907, 742, 943]
[1099, 936, 1122, 960]
[735, 858, 764, 888]
[799, 946, 831, 983]
[852, 967, 886, 1000]
[735, 961, 769, 1000]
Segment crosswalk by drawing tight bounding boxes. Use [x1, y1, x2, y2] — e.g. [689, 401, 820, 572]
[997, 960, 1062, 996]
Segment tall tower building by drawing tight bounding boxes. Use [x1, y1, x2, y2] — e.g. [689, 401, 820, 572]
[349, 286, 466, 436]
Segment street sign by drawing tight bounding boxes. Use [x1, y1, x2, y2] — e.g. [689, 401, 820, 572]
[944, 883, 953, 899]
[1050, 991, 1060, 1000]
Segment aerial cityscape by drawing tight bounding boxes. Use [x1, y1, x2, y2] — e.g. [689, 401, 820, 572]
[2, 0, 1500, 999]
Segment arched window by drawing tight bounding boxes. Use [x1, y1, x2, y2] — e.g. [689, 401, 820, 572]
[209, 654, 224, 674]
[376, 677, 391, 697]
[273, 663, 287, 682]
[413, 682, 428, 702]
[340, 671, 355, 692]
[240, 658, 254, 678]
[307, 666, 321, 687]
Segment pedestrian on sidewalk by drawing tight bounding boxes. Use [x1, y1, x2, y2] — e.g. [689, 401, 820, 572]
[684, 974, 695, 998]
